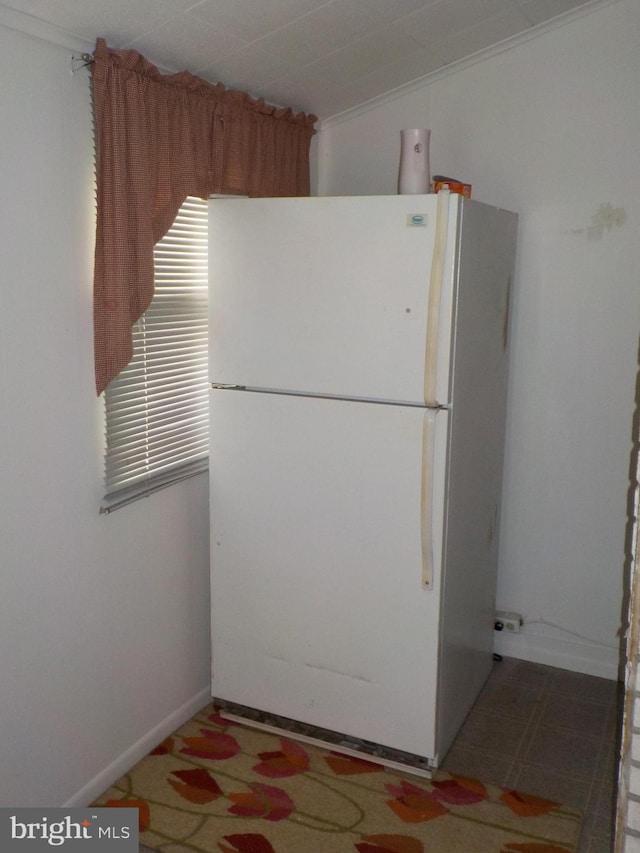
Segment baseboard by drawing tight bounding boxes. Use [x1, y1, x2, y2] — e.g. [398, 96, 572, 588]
[64, 686, 211, 808]
[494, 628, 622, 681]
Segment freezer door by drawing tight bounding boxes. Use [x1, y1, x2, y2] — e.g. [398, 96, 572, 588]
[210, 389, 449, 759]
[209, 194, 458, 406]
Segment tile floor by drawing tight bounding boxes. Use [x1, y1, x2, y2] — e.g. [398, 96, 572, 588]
[441, 656, 623, 853]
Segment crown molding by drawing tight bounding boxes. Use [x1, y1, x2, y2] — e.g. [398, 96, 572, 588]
[319, 0, 622, 130]
[0, 2, 93, 54]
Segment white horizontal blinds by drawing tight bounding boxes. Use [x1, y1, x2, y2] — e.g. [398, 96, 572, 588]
[102, 196, 209, 512]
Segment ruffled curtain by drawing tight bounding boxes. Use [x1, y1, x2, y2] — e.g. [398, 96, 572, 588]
[92, 38, 316, 394]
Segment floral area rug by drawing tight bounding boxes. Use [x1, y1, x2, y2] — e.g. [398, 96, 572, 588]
[94, 704, 582, 853]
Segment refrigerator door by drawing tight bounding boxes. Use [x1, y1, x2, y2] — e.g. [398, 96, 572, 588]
[210, 388, 449, 759]
[209, 194, 458, 407]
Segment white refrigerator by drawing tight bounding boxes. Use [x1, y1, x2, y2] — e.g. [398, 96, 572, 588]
[208, 190, 518, 770]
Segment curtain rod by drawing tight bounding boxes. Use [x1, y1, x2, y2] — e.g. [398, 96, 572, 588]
[70, 52, 94, 73]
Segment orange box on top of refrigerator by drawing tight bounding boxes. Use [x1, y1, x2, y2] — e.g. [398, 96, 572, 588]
[432, 179, 472, 198]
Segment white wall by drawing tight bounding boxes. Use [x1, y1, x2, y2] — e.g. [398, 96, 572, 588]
[317, 0, 640, 679]
[0, 22, 211, 806]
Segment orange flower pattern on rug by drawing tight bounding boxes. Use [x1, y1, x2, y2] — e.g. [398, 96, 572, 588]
[324, 752, 385, 775]
[168, 768, 224, 804]
[501, 790, 560, 817]
[180, 729, 241, 761]
[218, 834, 276, 852]
[150, 736, 175, 755]
[227, 782, 294, 821]
[94, 704, 582, 853]
[430, 776, 489, 805]
[252, 738, 310, 777]
[385, 780, 449, 823]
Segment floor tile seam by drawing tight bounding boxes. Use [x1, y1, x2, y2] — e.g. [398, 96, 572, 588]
[544, 691, 618, 708]
[547, 673, 617, 685]
[489, 673, 553, 693]
[597, 783, 619, 818]
[514, 762, 591, 796]
[479, 711, 520, 787]
[515, 725, 603, 787]
[502, 755, 519, 789]
[470, 706, 545, 726]
[503, 760, 528, 791]
[477, 681, 550, 718]
[582, 776, 611, 822]
[591, 709, 617, 765]
[583, 831, 614, 848]
[547, 684, 618, 704]
[513, 756, 602, 787]
[580, 804, 612, 831]
[480, 682, 550, 701]
[590, 763, 619, 817]
[463, 703, 543, 728]
[546, 690, 619, 706]
[509, 754, 604, 778]
[512, 688, 550, 763]
[594, 733, 619, 764]
[581, 716, 619, 820]
[443, 740, 518, 769]
[605, 686, 625, 735]
[532, 720, 610, 742]
[488, 660, 553, 677]
[510, 757, 601, 786]
[581, 822, 614, 843]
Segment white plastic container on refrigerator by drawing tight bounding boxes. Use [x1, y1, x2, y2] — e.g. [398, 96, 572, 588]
[208, 190, 518, 769]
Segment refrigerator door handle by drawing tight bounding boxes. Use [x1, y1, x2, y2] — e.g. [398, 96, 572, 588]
[421, 409, 438, 590]
[423, 188, 451, 407]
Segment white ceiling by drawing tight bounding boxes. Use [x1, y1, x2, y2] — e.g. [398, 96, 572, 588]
[4, 0, 601, 119]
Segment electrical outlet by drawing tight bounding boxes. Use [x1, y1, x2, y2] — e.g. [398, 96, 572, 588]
[495, 611, 522, 633]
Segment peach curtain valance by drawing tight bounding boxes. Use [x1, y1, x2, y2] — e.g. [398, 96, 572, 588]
[92, 38, 316, 394]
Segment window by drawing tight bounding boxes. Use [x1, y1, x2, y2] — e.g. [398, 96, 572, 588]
[101, 196, 209, 513]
